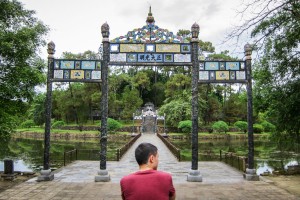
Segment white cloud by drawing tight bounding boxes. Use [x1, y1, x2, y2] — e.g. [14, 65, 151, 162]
[20, 0, 247, 58]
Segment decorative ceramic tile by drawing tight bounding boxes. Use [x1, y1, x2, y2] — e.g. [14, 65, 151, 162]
[199, 71, 209, 80]
[53, 70, 63, 79]
[110, 53, 126, 62]
[181, 44, 191, 53]
[120, 44, 144, 52]
[96, 62, 101, 70]
[91, 71, 101, 79]
[205, 62, 219, 70]
[71, 70, 84, 79]
[127, 54, 137, 62]
[164, 54, 173, 62]
[174, 54, 191, 62]
[156, 44, 180, 52]
[85, 71, 91, 79]
[236, 71, 246, 80]
[110, 44, 119, 52]
[216, 71, 230, 80]
[230, 71, 236, 79]
[146, 44, 155, 52]
[226, 62, 240, 70]
[61, 61, 75, 69]
[240, 62, 245, 70]
[81, 61, 96, 69]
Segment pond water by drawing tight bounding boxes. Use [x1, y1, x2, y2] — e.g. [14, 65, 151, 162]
[170, 137, 300, 175]
[0, 136, 299, 175]
[0, 136, 131, 172]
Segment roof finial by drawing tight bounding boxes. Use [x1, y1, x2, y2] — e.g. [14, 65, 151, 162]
[146, 6, 155, 24]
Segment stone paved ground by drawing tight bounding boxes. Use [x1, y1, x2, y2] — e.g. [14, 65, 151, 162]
[0, 134, 299, 199]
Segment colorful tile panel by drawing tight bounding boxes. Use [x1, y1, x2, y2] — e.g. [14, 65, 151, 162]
[120, 44, 144, 52]
[156, 44, 180, 52]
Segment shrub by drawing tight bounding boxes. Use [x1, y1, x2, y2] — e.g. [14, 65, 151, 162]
[261, 121, 276, 132]
[20, 120, 35, 128]
[212, 121, 229, 133]
[234, 121, 248, 133]
[253, 123, 264, 133]
[107, 118, 122, 132]
[52, 121, 65, 129]
[178, 120, 192, 133]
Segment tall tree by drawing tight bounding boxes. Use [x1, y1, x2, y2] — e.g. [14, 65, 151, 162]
[230, 0, 300, 141]
[0, 0, 48, 135]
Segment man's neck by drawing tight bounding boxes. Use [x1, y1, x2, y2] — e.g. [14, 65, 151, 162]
[139, 165, 154, 171]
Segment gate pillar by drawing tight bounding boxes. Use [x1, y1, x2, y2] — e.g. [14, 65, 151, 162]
[95, 22, 110, 182]
[187, 23, 202, 182]
[38, 41, 55, 181]
[244, 43, 259, 181]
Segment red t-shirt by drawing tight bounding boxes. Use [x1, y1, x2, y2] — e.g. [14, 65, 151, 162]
[120, 170, 175, 200]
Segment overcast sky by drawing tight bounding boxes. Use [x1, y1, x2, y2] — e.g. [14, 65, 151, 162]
[19, 0, 249, 58]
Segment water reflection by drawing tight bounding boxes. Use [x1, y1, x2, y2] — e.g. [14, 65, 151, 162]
[0, 136, 131, 172]
[169, 137, 300, 175]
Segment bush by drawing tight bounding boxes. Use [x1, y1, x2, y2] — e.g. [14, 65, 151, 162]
[107, 118, 122, 132]
[234, 121, 248, 133]
[178, 120, 192, 133]
[212, 121, 229, 133]
[52, 121, 65, 129]
[253, 123, 264, 133]
[261, 121, 276, 132]
[20, 120, 35, 128]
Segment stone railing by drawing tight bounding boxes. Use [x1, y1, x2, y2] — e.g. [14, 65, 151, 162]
[219, 150, 247, 172]
[116, 133, 141, 161]
[157, 133, 181, 161]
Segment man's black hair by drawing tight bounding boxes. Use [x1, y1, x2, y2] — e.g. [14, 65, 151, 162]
[135, 143, 158, 165]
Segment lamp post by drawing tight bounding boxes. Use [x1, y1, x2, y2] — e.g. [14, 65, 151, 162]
[37, 41, 55, 181]
[95, 22, 110, 182]
[187, 23, 202, 182]
[244, 43, 259, 181]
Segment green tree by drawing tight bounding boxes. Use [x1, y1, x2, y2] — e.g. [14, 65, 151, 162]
[234, 121, 248, 133]
[178, 120, 192, 134]
[121, 87, 143, 119]
[0, 0, 48, 135]
[212, 121, 229, 133]
[28, 93, 46, 126]
[229, 0, 300, 141]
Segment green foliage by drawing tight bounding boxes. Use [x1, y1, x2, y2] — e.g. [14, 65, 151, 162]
[212, 121, 229, 133]
[52, 121, 66, 129]
[261, 121, 276, 132]
[253, 123, 264, 134]
[178, 120, 192, 133]
[0, 0, 48, 134]
[107, 118, 122, 132]
[234, 121, 248, 133]
[159, 97, 191, 127]
[234, 0, 300, 141]
[20, 120, 35, 128]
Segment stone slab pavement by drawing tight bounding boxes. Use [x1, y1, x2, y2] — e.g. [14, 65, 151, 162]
[0, 134, 299, 199]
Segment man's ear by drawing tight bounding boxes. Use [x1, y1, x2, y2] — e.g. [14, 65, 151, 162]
[149, 155, 154, 163]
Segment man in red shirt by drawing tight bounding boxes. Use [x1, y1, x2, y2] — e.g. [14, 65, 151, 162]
[120, 142, 176, 200]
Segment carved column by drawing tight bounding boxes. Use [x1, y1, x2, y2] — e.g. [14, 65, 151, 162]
[187, 23, 202, 182]
[38, 41, 55, 181]
[244, 43, 259, 181]
[95, 22, 110, 182]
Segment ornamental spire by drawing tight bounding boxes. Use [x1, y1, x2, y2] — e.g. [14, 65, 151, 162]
[146, 6, 155, 24]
